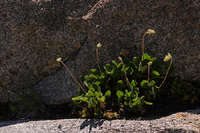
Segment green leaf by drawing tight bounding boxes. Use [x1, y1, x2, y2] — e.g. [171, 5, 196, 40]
[104, 64, 115, 75]
[138, 62, 143, 72]
[128, 67, 134, 75]
[124, 101, 128, 105]
[131, 80, 136, 87]
[88, 90, 94, 96]
[142, 53, 151, 61]
[117, 80, 124, 85]
[112, 60, 118, 67]
[84, 75, 89, 80]
[104, 64, 111, 72]
[117, 62, 123, 69]
[88, 84, 95, 91]
[144, 101, 153, 105]
[132, 57, 139, 65]
[94, 91, 101, 97]
[98, 96, 105, 103]
[142, 53, 157, 62]
[72, 96, 88, 102]
[83, 81, 89, 87]
[140, 80, 148, 87]
[148, 80, 156, 87]
[90, 68, 97, 73]
[72, 96, 80, 101]
[105, 90, 111, 97]
[117, 80, 126, 89]
[125, 66, 129, 71]
[116, 90, 124, 99]
[110, 69, 115, 76]
[125, 90, 131, 98]
[89, 74, 98, 79]
[80, 97, 89, 102]
[99, 73, 105, 79]
[94, 81, 101, 86]
[152, 70, 160, 76]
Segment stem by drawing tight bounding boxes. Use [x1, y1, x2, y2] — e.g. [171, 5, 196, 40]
[96, 48, 101, 73]
[141, 33, 147, 57]
[148, 64, 151, 82]
[60, 61, 86, 93]
[120, 59, 131, 90]
[158, 58, 173, 88]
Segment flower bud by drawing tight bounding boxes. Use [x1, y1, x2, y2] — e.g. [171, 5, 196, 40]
[97, 43, 102, 48]
[163, 53, 172, 62]
[146, 29, 156, 35]
[56, 57, 62, 62]
[118, 56, 122, 61]
[148, 61, 152, 65]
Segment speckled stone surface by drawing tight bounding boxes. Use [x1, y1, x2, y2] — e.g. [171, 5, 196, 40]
[0, 109, 200, 133]
[0, 0, 98, 102]
[1, 0, 200, 104]
[34, 0, 200, 104]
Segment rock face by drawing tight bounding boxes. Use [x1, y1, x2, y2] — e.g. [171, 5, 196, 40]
[1, 0, 200, 104]
[0, 0, 97, 102]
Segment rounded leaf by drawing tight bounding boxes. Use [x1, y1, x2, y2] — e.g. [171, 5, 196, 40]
[152, 70, 160, 76]
[141, 80, 148, 87]
[105, 90, 111, 97]
[116, 90, 124, 99]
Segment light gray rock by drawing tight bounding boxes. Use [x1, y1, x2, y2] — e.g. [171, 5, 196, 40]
[0, 109, 200, 133]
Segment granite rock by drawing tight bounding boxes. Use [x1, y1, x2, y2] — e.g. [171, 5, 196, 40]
[0, 0, 97, 102]
[35, 0, 200, 104]
[0, 109, 200, 133]
[1, 0, 200, 104]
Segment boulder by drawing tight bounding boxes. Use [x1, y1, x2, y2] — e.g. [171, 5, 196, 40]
[0, 109, 200, 133]
[1, 0, 200, 104]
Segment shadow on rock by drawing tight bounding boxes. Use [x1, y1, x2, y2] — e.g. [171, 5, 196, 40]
[0, 120, 29, 128]
[80, 119, 105, 132]
[158, 128, 199, 133]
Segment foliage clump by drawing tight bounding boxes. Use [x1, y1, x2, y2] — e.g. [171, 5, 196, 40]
[72, 53, 172, 118]
[57, 29, 174, 119]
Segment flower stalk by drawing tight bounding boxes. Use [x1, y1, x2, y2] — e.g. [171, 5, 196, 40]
[141, 29, 156, 56]
[147, 61, 152, 82]
[118, 56, 131, 90]
[158, 53, 173, 88]
[96, 43, 102, 73]
[56, 58, 86, 93]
